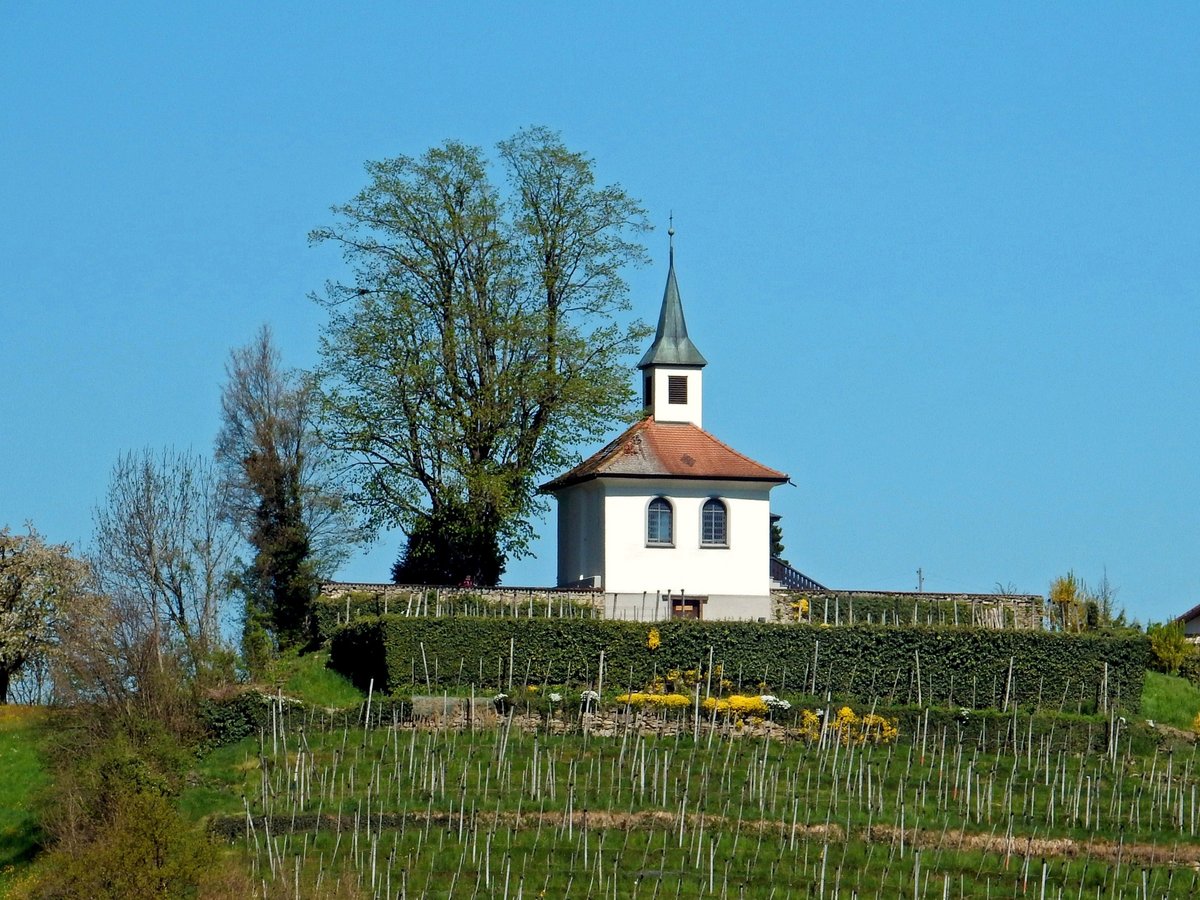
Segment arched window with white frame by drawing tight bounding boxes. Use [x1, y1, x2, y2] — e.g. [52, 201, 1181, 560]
[701, 498, 728, 547]
[646, 497, 674, 546]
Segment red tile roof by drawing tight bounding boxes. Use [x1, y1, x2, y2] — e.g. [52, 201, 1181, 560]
[541, 418, 788, 491]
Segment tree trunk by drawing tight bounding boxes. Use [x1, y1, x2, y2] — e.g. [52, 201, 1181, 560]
[0, 667, 10, 704]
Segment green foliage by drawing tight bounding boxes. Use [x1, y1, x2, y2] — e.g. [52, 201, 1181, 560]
[217, 327, 351, 650]
[197, 653, 363, 749]
[769, 517, 785, 561]
[391, 499, 505, 586]
[21, 709, 220, 899]
[237, 597, 274, 682]
[1147, 619, 1194, 676]
[312, 126, 652, 583]
[312, 591, 382, 642]
[196, 691, 273, 749]
[239, 470, 315, 649]
[892, 705, 1159, 755]
[330, 616, 1151, 713]
[29, 789, 215, 899]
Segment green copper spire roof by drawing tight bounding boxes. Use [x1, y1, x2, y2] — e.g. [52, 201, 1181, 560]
[637, 233, 707, 370]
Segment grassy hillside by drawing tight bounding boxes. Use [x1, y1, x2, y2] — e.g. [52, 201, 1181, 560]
[1142, 670, 1200, 731]
[0, 707, 51, 895]
[16, 651, 1200, 896]
[181, 693, 1199, 898]
[277, 648, 365, 708]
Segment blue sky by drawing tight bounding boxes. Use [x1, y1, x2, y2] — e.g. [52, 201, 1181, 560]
[3, 4, 1197, 623]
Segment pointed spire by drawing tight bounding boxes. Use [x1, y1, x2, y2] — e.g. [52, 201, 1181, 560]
[637, 225, 707, 370]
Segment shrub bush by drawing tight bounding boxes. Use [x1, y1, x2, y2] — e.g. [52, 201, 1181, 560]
[1147, 619, 1194, 676]
[329, 616, 1150, 713]
[196, 690, 274, 749]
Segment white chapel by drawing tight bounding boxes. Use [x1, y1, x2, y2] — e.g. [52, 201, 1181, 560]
[541, 235, 789, 621]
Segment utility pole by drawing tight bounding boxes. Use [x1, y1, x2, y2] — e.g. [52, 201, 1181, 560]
[916, 568, 924, 593]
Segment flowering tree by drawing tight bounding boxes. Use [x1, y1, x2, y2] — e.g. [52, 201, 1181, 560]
[0, 524, 87, 703]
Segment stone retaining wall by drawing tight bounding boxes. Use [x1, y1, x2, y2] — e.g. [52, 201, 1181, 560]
[320, 583, 1046, 630]
[771, 589, 1046, 629]
[319, 582, 604, 616]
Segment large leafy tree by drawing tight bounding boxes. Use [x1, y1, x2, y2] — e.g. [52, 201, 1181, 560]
[312, 127, 651, 583]
[0, 524, 87, 703]
[216, 326, 363, 651]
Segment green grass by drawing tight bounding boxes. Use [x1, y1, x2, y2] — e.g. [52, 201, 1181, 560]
[180, 736, 260, 821]
[1141, 670, 1200, 730]
[277, 649, 364, 709]
[0, 706, 51, 893]
[179, 651, 362, 822]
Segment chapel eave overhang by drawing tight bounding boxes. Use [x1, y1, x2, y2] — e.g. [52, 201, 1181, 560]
[542, 471, 789, 492]
[539, 417, 788, 494]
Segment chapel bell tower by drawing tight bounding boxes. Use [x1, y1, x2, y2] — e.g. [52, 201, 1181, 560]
[637, 226, 707, 427]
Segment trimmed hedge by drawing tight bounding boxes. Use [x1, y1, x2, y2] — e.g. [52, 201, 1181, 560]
[313, 590, 600, 643]
[314, 592, 389, 645]
[329, 617, 1150, 714]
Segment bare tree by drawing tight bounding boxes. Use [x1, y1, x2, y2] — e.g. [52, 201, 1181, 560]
[0, 523, 88, 703]
[51, 581, 202, 734]
[90, 449, 237, 676]
[216, 326, 364, 648]
[1088, 568, 1121, 626]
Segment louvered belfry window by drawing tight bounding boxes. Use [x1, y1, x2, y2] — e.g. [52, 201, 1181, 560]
[668, 375, 688, 405]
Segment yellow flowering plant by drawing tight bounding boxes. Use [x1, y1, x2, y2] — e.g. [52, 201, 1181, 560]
[860, 713, 900, 744]
[701, 694, 770, 718]
[797, 709, 821, 741]
[830, 706, 899, 745]
[790, 596, 811, 621]
[616, 692, 692, 709]
[647, 627, 661, 651]
[794, 706, 899, 745]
